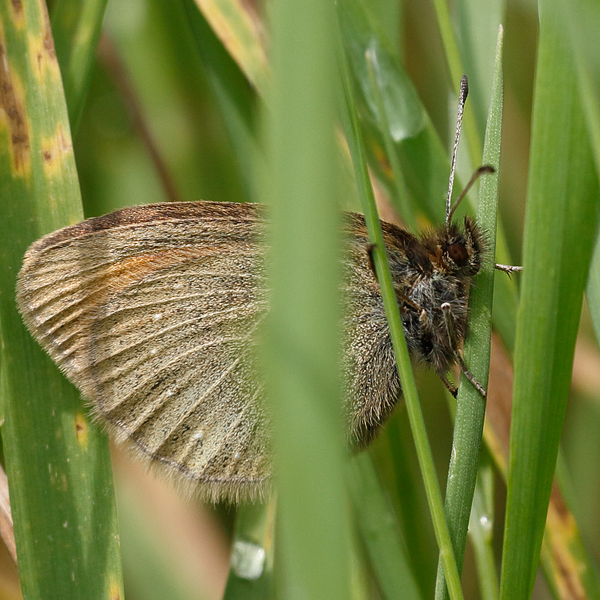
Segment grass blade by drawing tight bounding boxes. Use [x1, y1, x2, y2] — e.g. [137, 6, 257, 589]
[50, 0, 109, 130]
[566, 0, 600, 347]
[182, 0, 260, 202]
[455, 0, 504, 139]
[430, 0, 481, 163]
[0, 3, 122, 599]
[469, 456, 499, 600]
[193, 0, 268, 95]
[499, 0, 600, 596]
[338, 0, 449, 224]
[222, 502, 274, 600]
[434, 27, 504, 600]
[365, 49, 417, 230]
[347, 453, 423, 600]
[340, 44, 464, 600]
[261, 0, 351, 597]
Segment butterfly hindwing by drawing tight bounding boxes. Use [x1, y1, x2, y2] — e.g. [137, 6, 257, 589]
[17, 202, 271, 502]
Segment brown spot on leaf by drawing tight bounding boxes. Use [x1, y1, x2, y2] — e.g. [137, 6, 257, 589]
[29, 31, 60, 83]
[41, 124, 74, 177]
[0, 36, 31, 176]
[10, 1, 25, 29]
[43, 25, 55, 57]
[74, 413, 88, 449]
[40, 0, 57, 60]
[549, 482, 570, 524]
[28, 1, 60, 83]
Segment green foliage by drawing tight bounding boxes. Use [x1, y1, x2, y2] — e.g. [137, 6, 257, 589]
[0, 3, 122, 600]
[1, 0, 600, 599]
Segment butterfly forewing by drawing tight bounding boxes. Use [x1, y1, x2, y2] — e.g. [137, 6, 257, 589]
[17, 202, 271, 502]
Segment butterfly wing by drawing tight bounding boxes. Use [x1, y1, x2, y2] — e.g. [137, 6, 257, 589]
[17, 201, 270, 502]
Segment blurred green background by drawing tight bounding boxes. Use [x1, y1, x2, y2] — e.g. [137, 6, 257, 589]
[1, 0, 600, 599]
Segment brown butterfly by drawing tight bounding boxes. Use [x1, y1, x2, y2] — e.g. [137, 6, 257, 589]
[16, 76, 514, 503]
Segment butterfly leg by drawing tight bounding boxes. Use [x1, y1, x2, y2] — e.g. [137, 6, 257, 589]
[440, 302, 487, 397]
[440, 302, 460, 350]
[495, 263, 522, 274]
[456, 354, 487, 397]
[437, 371, 458, 398]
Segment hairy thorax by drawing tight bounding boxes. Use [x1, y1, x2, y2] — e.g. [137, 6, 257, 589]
[402, 272, 469, 373]
[342, 212, 484, 449]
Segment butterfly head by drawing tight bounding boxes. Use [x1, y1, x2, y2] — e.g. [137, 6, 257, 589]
[442, 215, 484, 277]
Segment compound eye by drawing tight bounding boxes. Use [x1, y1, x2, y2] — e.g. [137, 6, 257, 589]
[448, 242, 469, 267]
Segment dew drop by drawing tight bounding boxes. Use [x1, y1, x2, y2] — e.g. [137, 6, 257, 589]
[479, 514, 491, 532]
[230, 540, 266, 580]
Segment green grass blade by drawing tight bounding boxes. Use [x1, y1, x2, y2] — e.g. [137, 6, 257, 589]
[261, 0, 351, 598]
[365, 49, 416, 230]
[589, 235, 600, 344]
[182, 0, 260, 202]
[222, 501, 275, 600]
[369, 0, 403, 50]
[347, 453, 423, 600]
[430, 0, 481, 163]
[499, 0, 600, 597]
[340, 46, 464, 600]
[566, 0, 600, 347]
[338, 0, 449, 224]
[469, 456, 499, 600]
[434, 27, 504, 600]
[0, 4, 122, 599]
[193, 0, 268, 95]
[50, 0, 109, 131]
[454, 0, 504, 140]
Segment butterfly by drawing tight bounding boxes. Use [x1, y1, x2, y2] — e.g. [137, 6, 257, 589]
[16, 76, 512, 503]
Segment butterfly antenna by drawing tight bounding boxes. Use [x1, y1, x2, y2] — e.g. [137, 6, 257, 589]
[446, 75, 469, 229]
[446, 165, 495, 223]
